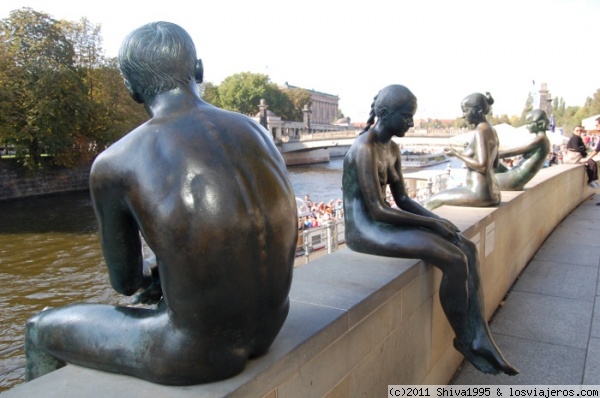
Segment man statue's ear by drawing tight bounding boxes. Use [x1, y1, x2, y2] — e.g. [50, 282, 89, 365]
[124, 79, 144, 104]
[195, 59, 204, 84]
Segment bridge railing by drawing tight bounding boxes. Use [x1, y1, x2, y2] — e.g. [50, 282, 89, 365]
[279, 130, 359, 143]
[278, 128, 464, 144]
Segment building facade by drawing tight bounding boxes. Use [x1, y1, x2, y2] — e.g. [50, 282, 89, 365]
[281, 82, 339, 125]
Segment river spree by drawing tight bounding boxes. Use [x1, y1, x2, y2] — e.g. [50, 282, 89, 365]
[0, 158, 346, 391]
[0, 153, 462, 391]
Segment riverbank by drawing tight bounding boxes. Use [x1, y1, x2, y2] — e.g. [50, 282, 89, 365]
[0, 159, 90, 202]
[0, 134, 462, 202]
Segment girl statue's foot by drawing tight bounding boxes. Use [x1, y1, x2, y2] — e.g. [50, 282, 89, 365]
[453, 338, 519, 376]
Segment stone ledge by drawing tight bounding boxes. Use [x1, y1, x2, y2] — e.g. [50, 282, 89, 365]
[3, 164, 592, 398]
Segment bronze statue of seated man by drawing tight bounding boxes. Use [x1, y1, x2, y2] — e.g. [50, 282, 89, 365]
[24, 21, 297, 385]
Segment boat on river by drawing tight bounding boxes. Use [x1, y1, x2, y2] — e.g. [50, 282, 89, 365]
[400, 149, 449, 171]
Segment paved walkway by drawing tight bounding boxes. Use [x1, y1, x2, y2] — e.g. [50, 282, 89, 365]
[452, 194, 600, 385]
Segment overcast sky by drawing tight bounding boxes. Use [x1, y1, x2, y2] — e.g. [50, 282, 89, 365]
[1, 0, 598, 122]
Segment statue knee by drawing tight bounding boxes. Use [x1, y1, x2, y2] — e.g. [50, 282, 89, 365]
[25, 312, 43, 347]
[143, 346, 248, 385]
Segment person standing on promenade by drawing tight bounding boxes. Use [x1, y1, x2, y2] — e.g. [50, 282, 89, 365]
[342, 84, 518, 375]
[581, 117, 600, 199]
[24, 21, 297, 385]
[424, 92, 501, 210]
[565, 125, 598, 188]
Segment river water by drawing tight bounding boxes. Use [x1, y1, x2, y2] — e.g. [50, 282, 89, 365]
[0, 157, 348, 391]
[0, 154, 460, 391]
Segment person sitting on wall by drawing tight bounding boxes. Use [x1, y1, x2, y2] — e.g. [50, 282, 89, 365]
[564, 125, 599, 188]
[342, 84, 518, 376]
[493, 109, 551, 191]
[24, 21, 297, 386]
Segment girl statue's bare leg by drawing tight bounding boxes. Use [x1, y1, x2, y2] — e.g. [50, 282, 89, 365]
[453, 236, 519, 375]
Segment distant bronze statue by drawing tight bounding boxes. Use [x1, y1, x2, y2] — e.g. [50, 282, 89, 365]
[494, 109, 551, 190]
[424, 92, 501, 210]
[24, 21, 297, 385]
[343, 84, 517, 375]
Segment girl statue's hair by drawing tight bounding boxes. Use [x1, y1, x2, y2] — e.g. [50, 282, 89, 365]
[462, 92, 494, 115]
[526, 108, 549, 124]
[360, 84, 416, 134]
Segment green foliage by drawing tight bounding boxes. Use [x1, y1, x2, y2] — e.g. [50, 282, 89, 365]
[489, 114, 513, 126]
[218, 72, 276, 116]
[452, 117, 468, 129]
[215, 72, 309, 121]
[578, 89, 600, 124]
[0, 8, 147, 170]
[549, 91, 600, 135]
[81, 59, 147, 154]
[516, 93, 533, 126]
[200, 82, 221, 108]
[0, 8, 82, 168]
[513, 90, 600, 134]
[282, 88, 312, 121]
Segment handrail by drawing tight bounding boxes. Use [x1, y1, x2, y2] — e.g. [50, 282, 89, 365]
[296, 220, 345, 264]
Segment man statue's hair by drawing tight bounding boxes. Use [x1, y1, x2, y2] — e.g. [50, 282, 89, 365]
[118, 21, 203, 102]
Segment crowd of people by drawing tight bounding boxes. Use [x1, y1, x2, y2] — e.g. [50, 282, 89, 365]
[562, 119, 600, 189]
[298, 195, 344, 230]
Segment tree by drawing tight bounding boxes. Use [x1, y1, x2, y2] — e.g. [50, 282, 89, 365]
[551, 96, 584, 135]
[200, 82, 221, 108]
[453, 117, 468, 129]
[218, 72, 276, 116]
[489, 113, 512, 126]
[0, 9, 147, 169]
[80, 58, 147, 155]
[216, 72, 307, 120]
[0, 8, 86, 169]
[281, 87, 312, 121]
[516, 93, 533, 126]
[579, 89, 600, 119]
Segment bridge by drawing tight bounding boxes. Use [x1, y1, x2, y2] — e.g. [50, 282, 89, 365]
[277, 130, 358, 153]
[277, 129, 463, 154]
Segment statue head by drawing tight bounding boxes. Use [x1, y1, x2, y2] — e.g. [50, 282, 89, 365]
[118, 21, 204, 103]
[373, 85, 417, 118]
[461, 92, 494, 124]
[361, 84, 417, 135]
[525, 109, 549, 133]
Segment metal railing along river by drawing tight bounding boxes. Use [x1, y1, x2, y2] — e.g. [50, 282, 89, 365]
[295, 219, 345, 265]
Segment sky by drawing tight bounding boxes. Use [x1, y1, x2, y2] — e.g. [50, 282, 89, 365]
[1, 0, 598, 123]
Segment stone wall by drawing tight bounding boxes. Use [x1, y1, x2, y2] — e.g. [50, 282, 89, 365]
[0, 160, 90, 201]
[3, 164, 593, 398]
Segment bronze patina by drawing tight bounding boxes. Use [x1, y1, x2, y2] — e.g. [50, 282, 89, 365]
[495, 109, 551, 191]
[425, 92, 501, 210]
[342, 84, 518, 376]
[24, 21, 297, 385]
